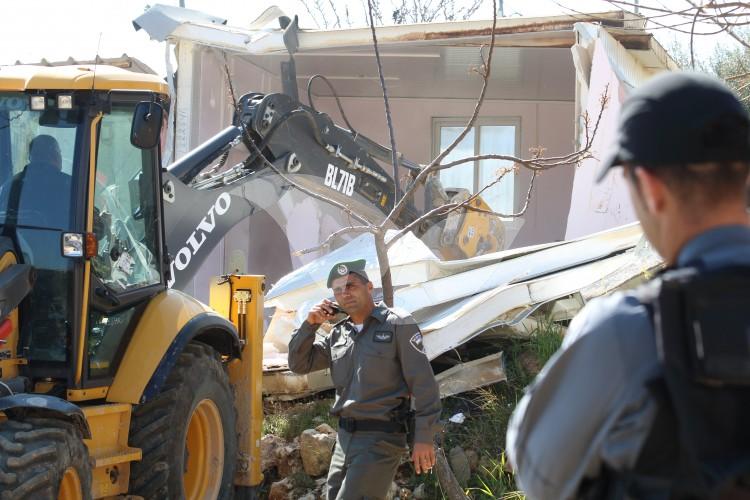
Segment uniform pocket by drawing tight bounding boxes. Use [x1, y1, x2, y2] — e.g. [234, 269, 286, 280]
[330, 341, 354, 389]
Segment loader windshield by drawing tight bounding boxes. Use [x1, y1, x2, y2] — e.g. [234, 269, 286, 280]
[0, 93, 78, 229]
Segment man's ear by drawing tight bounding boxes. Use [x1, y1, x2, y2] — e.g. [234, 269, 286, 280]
[367, 281, 374, 293]
[633, 167, 667, 215]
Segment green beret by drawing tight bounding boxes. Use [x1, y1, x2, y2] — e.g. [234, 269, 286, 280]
[327, 259, 369, 288]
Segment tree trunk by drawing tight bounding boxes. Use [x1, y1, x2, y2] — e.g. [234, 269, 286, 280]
[374, 231, 394, 307]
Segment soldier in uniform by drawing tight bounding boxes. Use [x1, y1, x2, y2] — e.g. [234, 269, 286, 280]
[288, 259, 442, 500]
[506, 72, 750, 499]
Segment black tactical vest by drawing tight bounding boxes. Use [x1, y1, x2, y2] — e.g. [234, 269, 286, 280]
[581, 266, 750, 500]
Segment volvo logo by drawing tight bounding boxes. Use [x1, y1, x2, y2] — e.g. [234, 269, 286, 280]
[167, 192, 231, 288]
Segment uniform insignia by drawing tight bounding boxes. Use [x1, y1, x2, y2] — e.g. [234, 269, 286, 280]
[410, 332, 425, 353]
[373, 331, 393, 343]
[337, 264, 348, 275]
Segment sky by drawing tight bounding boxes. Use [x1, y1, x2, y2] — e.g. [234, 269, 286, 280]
[0, 0, 731, 78]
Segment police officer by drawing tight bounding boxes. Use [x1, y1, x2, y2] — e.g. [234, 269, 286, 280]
[288, 259, 442, 500]
[506, 72, 750, 499]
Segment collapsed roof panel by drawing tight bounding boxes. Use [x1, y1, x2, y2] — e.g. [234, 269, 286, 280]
[262, 223, 662, 399]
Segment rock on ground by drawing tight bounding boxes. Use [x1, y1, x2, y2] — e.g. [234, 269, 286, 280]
[412, 483, 427, 499]
[277, 438, 304, 477]
[385, 481, 399, 500]
[449, 446, 471, 487]
[300, 428, 337, 477]
[268, 477, 293, 500]
[261, 434, 286, 471]
[465, 448, 480, 473]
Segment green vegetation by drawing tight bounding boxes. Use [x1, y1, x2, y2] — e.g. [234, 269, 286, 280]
[263, 398, 338, 441]
[405, 317, 565, 499]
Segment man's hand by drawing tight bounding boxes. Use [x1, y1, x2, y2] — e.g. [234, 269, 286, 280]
[306, 299, 339, 326]
[412, 442, 436, 475]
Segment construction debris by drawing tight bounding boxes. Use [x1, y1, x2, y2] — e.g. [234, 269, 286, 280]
[261, 223, 662, 400]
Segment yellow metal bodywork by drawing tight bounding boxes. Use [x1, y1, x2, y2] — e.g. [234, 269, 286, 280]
[81, 403, 141, 498]
[67, 387, 109, 402]
[0, 251, 20, 378]
[210, 275, 265, 488]
[74, 113, 102, 386]
[0, 65, 168, 94]
[446, 196, 504, 259]
[107, 289, 212, 404]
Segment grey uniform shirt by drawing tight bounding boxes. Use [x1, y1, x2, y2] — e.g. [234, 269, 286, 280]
[506, 225, 750, 500]
[288, 303, 442, 444]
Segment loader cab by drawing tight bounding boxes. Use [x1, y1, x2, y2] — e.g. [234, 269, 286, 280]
[0, 66, 168, 391]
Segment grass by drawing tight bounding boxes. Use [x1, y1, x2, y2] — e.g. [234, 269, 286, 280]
[405, 316, 565, 499]
[263, 397, 338, 441]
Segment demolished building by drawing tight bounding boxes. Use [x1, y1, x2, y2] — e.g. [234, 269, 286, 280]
[134, 5, 675, 397]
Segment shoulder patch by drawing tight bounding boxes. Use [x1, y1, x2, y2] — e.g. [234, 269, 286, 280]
[373, 330, 393, 343]
[409, 331, 425, 353]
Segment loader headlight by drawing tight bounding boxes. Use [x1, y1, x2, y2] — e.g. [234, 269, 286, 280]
[62, 233, 83, 258]
[57, 94, 73, 110]
[29, 95, 46, 111]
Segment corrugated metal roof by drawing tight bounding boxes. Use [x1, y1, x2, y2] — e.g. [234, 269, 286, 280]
[133, 6, 649, 55]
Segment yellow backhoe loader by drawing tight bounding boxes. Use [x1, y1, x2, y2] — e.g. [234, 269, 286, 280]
[0, 65, 264, 499]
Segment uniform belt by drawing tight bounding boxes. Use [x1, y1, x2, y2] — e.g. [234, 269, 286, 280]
[338, 417, 404, 433]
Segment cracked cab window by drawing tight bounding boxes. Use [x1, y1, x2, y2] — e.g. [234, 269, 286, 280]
[93, 103, 160, 291]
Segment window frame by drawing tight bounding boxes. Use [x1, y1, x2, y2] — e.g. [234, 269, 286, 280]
[431, 116, 521, 213]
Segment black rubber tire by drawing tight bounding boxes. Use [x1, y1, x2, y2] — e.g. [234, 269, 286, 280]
[128, 341, 237, 499]
[0, 417, 92, 499]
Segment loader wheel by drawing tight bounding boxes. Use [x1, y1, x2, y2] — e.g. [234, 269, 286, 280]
[0, 417, 91, 499]
[128, 342, 237, 500]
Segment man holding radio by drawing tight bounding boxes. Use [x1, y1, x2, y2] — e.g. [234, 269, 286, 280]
[289, 259, 441, 500]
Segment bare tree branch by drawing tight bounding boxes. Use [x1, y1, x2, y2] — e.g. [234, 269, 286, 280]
[385, 0, 499, 226]
[292, 225, 373, 256]
[367, 0, 402, 203]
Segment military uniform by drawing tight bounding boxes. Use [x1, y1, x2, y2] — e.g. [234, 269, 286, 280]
[507, 73, 750, 499]
[289, 301, 441, 500]
[506, 226, 750, 499]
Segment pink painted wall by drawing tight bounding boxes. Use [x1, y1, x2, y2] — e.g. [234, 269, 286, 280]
[565, 43, 636, 239]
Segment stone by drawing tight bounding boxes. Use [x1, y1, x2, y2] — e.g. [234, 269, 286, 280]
[276, 441, 304, 477]
[300, 428, 337, 477]
[261, 434, 286, 471]
[448, 446, 471, 487]
[385, 481, 399, 500]
[465, 448, 480, 472]
[315, 423, 337, 435]
[412, 483, 427, 499]
[268, 477, 293, 500]
[519, 350, 542, 377]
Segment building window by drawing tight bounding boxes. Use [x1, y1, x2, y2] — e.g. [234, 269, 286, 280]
[433, 118, 519, 214]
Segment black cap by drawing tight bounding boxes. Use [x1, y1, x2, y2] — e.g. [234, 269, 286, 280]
[597, 71, 750, 182]
[326, 259, 369, 288]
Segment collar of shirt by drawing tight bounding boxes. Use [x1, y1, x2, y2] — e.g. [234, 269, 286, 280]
[676, 224, 750, 270]
[340, 303, 388, 335]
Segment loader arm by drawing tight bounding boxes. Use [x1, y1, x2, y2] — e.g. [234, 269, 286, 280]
[163, 87, 503, 289]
